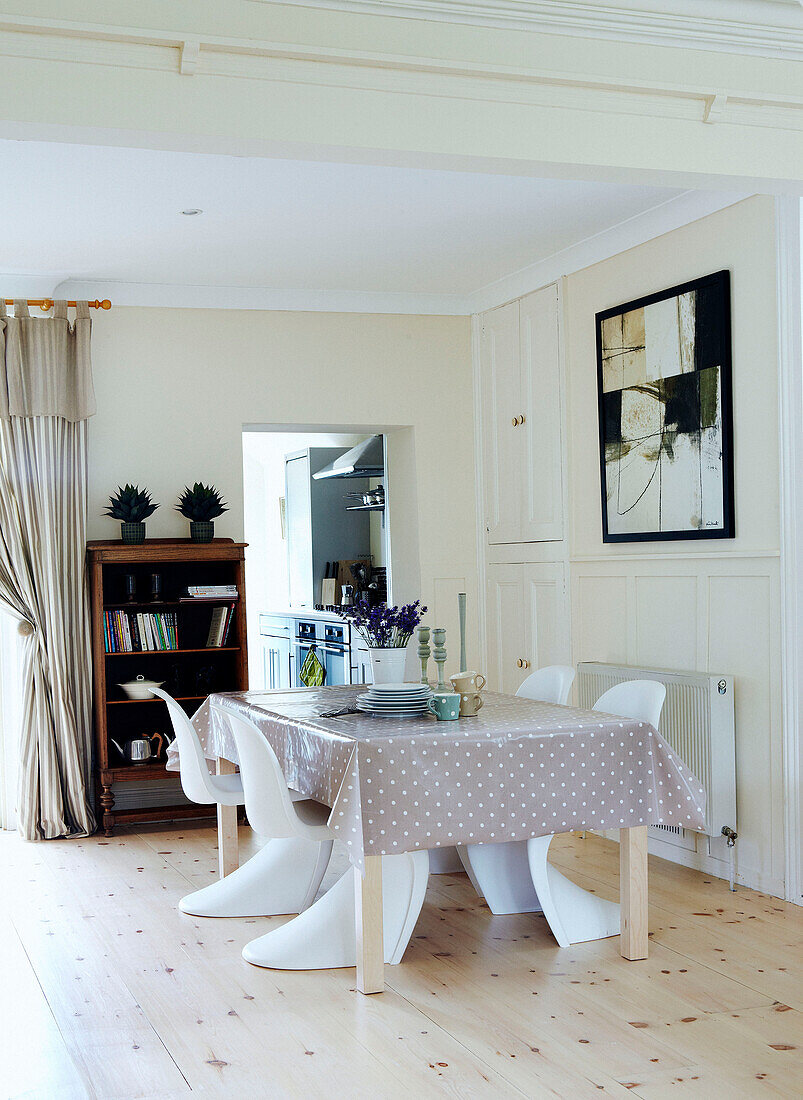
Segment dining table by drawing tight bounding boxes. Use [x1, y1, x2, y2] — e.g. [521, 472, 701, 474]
[180, 684, 707, 994]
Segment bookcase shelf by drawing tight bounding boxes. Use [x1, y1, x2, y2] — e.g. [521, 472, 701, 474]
[87, 538, 248, 836]
[105, 646, 240, 656]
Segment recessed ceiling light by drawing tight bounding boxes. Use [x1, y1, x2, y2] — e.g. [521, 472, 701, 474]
[181, 208, 203, 216]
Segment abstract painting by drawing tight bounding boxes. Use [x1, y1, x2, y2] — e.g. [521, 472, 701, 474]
[595, 270, 734, 542]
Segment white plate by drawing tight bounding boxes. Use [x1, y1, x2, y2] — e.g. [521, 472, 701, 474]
[366, 690, 431, 701]
[358, 697, 430, 709]
[365, 693, 431, 705]
[356, 700, 430, 715]
[368, 682, 429, 694]
[361, 696, 431, 708]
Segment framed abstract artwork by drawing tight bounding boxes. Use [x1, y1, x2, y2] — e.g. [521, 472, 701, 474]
[595, 270, 734, 543]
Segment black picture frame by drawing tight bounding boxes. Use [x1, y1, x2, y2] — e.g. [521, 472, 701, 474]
[595, 269, 734, 543]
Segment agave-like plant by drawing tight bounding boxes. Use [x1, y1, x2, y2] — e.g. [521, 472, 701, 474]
[103, 484, 159, 522]
[176, 482, 229, 522]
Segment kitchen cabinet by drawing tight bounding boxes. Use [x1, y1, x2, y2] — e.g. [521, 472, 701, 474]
[485, 562, 569, 695]
[479, 284, 563, 545]
[258, 614, 293, 690]
[261, 634, 292, 690]
[285, 447, 371, 608]
[351, 643, 373, 685]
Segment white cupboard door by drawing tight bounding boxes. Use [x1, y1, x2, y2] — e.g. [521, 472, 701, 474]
[485, 564, 529, 695]
[522, 562, 571, 673]
[519, 285, 564, 542]
[480, 301, 523, 545]
[486, 563, 570, 696]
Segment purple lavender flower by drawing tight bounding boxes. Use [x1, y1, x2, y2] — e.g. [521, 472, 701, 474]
[338, 599, 427, 648]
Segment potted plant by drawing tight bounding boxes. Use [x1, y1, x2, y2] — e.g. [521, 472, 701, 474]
[338, 599, 427, 683]
[176, 482, 228, 543]
[103, 485, 159, 544]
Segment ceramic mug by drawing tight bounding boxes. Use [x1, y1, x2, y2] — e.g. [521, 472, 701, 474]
[458, 691, 484, 717]
[427, 691, 461, 721]
[449, 670, 486, 695]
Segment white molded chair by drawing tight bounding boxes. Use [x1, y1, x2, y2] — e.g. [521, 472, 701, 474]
[516, 665, 576, 706]
[525, 678, 667, 946]
[229, 708, 430, 970]
[150, 687, 245, 809]
[591, 680, 666, 730]
[457, 664, 577, 912]
[152, 689, 331, 919]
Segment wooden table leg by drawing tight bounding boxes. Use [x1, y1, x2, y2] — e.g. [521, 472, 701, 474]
[620, 825, 648, 960]
[355, 855, 384, 994]
[216, 757, 239, 879]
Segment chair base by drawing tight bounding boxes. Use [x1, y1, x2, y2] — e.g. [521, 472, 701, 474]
[179, 836, 333, 918]
[458, 840, 543, 914]
[242, 850, 429, 970]
[526, 835, 620, 948]
[428, 846, 464, 874]
[459, 836, 621, 948]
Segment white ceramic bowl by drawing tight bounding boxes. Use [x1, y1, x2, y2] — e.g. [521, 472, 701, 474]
[118, 675, 164, 700]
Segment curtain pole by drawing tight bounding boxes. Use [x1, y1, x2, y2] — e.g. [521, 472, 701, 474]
[3, 299, 111, 311]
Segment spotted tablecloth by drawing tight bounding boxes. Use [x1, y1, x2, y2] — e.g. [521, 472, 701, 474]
[170, 686, 706, 872]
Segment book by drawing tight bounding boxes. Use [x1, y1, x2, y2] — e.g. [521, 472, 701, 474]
[103, 609, 179, 653]
[186, 585, 239, 599]
[206, 606, 228, 647]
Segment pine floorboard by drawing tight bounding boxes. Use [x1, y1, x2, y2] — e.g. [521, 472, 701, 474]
[0, 827, 800, 1099]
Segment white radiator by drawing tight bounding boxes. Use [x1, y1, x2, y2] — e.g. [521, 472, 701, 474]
[576, 662, 736, 840]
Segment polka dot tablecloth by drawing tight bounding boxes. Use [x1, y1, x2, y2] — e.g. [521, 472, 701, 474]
[177, 687, 706, 873]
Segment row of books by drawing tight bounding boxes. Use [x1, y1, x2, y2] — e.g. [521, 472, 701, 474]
[206, 604, 237, 647]
[104, 610, 179, 653]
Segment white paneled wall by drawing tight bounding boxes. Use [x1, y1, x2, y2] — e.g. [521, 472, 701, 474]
[475, 197, 786, 897]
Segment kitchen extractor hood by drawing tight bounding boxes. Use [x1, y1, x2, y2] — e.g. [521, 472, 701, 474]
[311, 435, 384, 480]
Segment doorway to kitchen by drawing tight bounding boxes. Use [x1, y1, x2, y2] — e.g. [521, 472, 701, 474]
[242, 427, 393, 692]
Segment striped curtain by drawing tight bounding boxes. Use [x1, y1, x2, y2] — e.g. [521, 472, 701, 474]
[0, 301, 96, 839]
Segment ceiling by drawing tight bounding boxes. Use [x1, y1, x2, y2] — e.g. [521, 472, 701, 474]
[0, 139, 692, 305]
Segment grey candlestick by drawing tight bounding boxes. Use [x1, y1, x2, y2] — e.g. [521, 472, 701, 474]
[417, 625, 431, 685]
[458, 592, 467, 673]
[432, 627, 447, 691]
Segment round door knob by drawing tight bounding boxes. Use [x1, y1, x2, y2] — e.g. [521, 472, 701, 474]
[522, 659, 530, 669]
[519, 413, 526, 425]
[517, 658, 523, 668]
[511, 416, 519, 427]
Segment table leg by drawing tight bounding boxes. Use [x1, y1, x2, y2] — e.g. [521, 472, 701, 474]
[620, 825, 648, 960]
[355, 855, 384, 994]
[216, 757, 239, 878]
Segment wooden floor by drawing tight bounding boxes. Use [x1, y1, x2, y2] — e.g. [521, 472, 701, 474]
[1, 828, 801, 1100]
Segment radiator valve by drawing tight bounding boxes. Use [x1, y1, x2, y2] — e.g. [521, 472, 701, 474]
[721, 825, 737, 846]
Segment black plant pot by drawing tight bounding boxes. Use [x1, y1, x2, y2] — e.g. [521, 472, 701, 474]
[190, 521, 215, 543]
[121, 522, 146, 545]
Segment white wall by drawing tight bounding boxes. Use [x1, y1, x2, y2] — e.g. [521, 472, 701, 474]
[87, 308, 479, 670]
[242, 429, 364, 685]
[564, 196, 783, 894]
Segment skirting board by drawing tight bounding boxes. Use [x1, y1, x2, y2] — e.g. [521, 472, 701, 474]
[590, 828, 785, 900]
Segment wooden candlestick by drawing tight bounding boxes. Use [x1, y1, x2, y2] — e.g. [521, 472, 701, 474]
[417, 625, 431, 685]
[432, 627, 447, 691]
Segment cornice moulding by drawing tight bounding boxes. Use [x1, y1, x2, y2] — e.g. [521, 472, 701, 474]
[246, 0, 803, 60]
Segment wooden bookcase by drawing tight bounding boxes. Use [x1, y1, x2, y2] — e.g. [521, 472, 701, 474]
[87, 538, 248, 836]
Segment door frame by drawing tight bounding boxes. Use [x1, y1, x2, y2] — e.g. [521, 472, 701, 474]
[777, 196, 803, 904]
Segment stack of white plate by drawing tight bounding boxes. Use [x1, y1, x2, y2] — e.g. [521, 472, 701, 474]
[356, 682, 432, 718]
